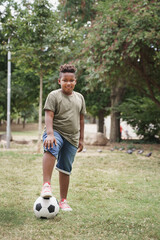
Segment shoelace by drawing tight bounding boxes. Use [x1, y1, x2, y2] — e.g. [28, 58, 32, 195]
[43, 185, 51, 190]
[60, 201, 70, 207]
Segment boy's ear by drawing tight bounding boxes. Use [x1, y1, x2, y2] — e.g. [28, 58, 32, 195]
[58, 79, 61, 84]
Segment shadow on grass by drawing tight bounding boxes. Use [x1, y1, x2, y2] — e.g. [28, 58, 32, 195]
[0, 207, 27, 227]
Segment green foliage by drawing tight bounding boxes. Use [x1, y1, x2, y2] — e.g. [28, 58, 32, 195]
[0, 0, 79, 124]
[9, 0, 79, 76]
[83, 0, 160, 106]
[11, 0, 58, 73]
[11, 67, 39, 117]
[119, 97, 160, 142]
[74, 64, 111, 118]
[58, 0, 97, 28]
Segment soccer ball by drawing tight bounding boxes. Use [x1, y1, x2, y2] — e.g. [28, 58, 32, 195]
[33, 196, 59, 219]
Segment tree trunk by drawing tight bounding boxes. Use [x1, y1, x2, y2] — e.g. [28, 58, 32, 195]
[98, 110, 105, 133]
[17, 118, 20, 124]
[110, 85, 125, 142]
[37, 69, 43, 153]
[92, 117, 96, 124]
[110, 110, 121, 142]
[23, 116, 26, 129]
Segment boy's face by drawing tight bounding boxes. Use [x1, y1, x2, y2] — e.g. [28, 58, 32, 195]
[58, 72, 76, 95]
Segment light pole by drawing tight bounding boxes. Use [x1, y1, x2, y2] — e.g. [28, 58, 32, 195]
[6, 37, 11, 148]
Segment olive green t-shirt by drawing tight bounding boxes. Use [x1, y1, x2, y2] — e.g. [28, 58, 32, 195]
[44, 89, 86, 147]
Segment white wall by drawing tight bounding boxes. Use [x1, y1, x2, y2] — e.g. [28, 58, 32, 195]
[104, 116, 139, 139]
[84, 116, 139, 140]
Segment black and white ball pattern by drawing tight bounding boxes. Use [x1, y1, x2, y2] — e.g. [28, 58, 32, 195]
[33, 196, 59, 219]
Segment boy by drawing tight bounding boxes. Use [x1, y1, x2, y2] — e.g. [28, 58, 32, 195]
[41, 64, 86, 211]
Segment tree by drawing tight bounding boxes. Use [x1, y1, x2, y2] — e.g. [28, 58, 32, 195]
[75, 70, 111, 133]
[119, 96, 160, 142]
[0, 11, 40, 126]
[58, 0, 96, 28]
[81, 0, 160, 141]
[11, 67, 39, 127]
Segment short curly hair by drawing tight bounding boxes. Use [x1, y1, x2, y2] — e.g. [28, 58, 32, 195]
[59, 64, 76, 74]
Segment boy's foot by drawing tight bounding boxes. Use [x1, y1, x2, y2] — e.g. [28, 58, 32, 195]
[59, 199, 72, 211]
[41, 182, 52, 198]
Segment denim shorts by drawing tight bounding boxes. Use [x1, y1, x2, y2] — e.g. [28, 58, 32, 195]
[43, 131, 77, 175]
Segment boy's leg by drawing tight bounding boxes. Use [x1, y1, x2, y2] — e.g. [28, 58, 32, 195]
[43, 152, 56, 184]
[59, 171, 70, 200]
[59, 172, 72, 211]
[41, 152, 56, 198]
[56, 140, 77, 211]
[41, 131, 63, 198]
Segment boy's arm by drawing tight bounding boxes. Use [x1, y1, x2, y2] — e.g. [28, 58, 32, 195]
[44, 110, 57, 149]
[78, 113, 84, 152]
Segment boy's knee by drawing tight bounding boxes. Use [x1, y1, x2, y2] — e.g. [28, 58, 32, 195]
[44, 151, 56, 160]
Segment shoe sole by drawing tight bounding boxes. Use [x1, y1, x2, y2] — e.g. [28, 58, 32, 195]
[59, 207, 72, 211]
[41, 192, 53, 198]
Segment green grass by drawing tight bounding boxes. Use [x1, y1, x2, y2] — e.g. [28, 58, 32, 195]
[0, 142, 160, 240]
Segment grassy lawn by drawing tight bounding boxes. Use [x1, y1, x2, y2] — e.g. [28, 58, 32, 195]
[0, 139, 160, 240]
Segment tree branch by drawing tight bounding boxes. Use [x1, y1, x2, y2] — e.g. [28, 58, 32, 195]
[128, 81, 160, 108]
[126, 59, 160, 107]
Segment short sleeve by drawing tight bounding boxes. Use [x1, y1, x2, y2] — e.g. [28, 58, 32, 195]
[44, 92, 56, 112]
[80, 95, 86, 115]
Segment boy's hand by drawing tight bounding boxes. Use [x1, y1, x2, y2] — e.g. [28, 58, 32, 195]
[44, 133, 57, 149]
[77, 139, 84, 152]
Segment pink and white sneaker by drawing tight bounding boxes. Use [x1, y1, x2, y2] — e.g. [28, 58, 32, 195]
[59, 199, 72, 211]
[41, 182, 52, 198]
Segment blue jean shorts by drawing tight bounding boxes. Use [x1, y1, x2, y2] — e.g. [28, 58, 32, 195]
[43, 131, 77, 175]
